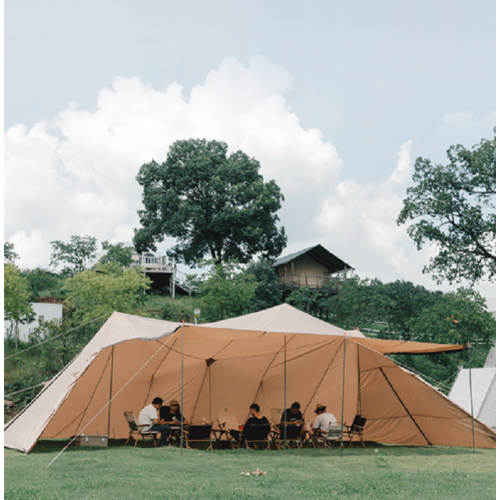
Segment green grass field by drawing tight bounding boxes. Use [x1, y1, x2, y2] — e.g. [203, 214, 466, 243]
[4, 441, 495, 500]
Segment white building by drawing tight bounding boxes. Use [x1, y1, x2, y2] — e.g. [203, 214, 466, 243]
[4, 302, 63, 342]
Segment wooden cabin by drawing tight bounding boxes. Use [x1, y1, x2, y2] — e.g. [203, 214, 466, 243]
[273, 244, 353, 296]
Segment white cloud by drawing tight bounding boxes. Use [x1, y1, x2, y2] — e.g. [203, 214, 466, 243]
[316, 140, 434, 279]
[5, 56, 342, 267]
[4, 57, 496, 300]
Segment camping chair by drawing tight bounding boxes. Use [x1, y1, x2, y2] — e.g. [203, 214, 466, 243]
[183, 423, 214, 450]
[217, 406, 240, 448]
[123, 411, 157, 448]
[269, 407, 283, 442]
[312, 423, 343, 449]
[273, 423, 303, 450]
[344, 415, 366, 448]
[244, 423, 272, 450]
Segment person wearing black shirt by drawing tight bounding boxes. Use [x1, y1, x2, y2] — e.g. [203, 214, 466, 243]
[279, 401, 303, 439]
[160, 399, 187, 446]
[280, 402, 303, 425]
[229, 403, 269, 443]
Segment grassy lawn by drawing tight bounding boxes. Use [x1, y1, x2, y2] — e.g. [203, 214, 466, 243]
[4, 441, 495, 500]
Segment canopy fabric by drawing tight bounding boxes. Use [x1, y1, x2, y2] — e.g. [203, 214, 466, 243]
[4, 306, 495, 453]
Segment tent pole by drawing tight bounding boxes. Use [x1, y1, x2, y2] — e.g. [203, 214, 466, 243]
[357, 343, 362, 416]
[340, 334, 346, 456]
[468, 343, 475, 454]
[284, 335, 287, 450]
[209, 364, 212, 423]
[181, 321, 185, 456]
[107, 346, 115, 439]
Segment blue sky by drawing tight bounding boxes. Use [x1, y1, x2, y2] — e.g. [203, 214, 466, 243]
[4, 0, 496, 303]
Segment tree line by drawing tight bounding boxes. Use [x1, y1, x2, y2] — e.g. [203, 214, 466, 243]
[4, 133, 496, 417]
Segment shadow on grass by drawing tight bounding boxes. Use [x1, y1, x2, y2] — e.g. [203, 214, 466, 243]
[18, 439, 483, 458]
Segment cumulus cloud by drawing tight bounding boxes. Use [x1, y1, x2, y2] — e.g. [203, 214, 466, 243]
[5, 55, 343, 268]
[316, 140, 436, 280]
[4, 56, 495, 301]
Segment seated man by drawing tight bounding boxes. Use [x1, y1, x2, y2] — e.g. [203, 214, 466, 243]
[280, 401, 304, 438]
[229, 404, 269, 442]
[160, 399, 188, 446]
[138, 397, 171, 447]
[311, 403, 337, 437]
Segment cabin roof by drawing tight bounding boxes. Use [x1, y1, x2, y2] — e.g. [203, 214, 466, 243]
[273, 244, 353, 274]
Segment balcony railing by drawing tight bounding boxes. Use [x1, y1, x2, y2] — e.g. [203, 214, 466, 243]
[130, 254, 174, 272]
[276, 273, 344, 291]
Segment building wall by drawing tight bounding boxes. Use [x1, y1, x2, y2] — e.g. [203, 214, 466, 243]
[4, 303, 63, 342]
[276, 254, 330, 287]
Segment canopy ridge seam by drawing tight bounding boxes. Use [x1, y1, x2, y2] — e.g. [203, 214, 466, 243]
[190, 366, 209, 422]
[143, 338, 178, 407]
[379, 367, 432, 445]
[72, 350, 113, 437]
[250, 337, 293, 404]
[304, 339, 344, 414]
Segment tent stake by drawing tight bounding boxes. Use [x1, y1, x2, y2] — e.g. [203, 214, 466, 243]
[284, 335, 287, 450]
[340, 334, 346, 456]
[468, 343, 475, 454]
[181, 321, 185, 455]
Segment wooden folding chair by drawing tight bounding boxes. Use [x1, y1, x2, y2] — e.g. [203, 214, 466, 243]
[217, 406, 240, 448]
[344, 415, 366, 448]
[183, 423, 213, 450]
[273, 424, 303, 450]
[123, 411, 157, 447]
[244, 423, 272, 450]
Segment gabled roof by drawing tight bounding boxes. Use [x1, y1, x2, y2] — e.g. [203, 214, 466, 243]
[273, 244, 353, 274]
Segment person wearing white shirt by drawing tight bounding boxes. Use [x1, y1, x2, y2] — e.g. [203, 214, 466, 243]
[138, 397, 171, 447]
[311, 403, 337, 436]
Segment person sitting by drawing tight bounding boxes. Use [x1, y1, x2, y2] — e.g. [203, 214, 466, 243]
[280, 401, 304, 438]
[138, 397, 171, 447]
[311, 403, 337, 437]
[160, 399, 188, 446]
[229, 404, 269, 443]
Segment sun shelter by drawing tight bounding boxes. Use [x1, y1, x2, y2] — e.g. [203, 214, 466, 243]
[4, 304, 496, 453]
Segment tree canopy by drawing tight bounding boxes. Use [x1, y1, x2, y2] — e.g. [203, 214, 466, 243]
[99, 241, 134, 267]
[4, 264, 34, 324]
[4, 242, 19, 264]
[50, 235, 98, 277]
[397, 133, 496, 285]
[63, 263, 151, 323]
[134, 138, 287, 266]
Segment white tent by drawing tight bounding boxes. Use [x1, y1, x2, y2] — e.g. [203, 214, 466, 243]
[448, 346, 496, 430]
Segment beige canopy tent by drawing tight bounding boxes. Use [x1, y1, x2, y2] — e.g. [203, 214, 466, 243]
[5, 304, 495, 453]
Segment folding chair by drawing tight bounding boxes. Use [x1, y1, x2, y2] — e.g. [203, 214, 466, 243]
[244, 423, 272, 450]
[344, 415, 366, 448]
[273, 424, 303, 450]
[183, 423, 214, 450]
[123, 411, 157, 447]
[217, 406, 240, 448]
[312, 423, 343, 449]
[325, 423, 344, 449]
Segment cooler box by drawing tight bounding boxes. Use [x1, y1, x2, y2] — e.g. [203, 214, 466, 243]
[75, 435, 108, 447]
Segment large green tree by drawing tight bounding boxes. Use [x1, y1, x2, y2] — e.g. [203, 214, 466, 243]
[198, 261, 257, 322]
[397, 133, 496, 285]
[134, 138, 287, 266]
[63, 262, 151, 323]
[50, 235, 98, 277]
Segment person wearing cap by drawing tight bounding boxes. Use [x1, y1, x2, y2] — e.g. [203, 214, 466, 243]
[138, 397, 171, 447]
[311, 403, 337, 436]
[160, 399, 188, 446]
